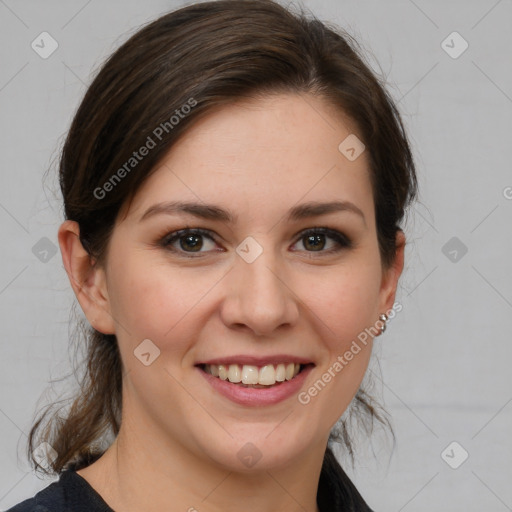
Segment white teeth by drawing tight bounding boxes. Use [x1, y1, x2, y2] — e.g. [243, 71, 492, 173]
[218, 364, 228, 380]
[204, 362, 303, 386]
[285, 363, 295, 380]
[259, 365, 276, 385]
[241, 365, 259, 384]
[275, 363, 286, 382]
[228, 364, 241, 383]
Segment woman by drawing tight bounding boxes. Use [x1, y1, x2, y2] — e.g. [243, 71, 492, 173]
[8, 0, 417, 510]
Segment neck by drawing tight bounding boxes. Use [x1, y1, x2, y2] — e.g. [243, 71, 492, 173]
[78, 416, 325, 512]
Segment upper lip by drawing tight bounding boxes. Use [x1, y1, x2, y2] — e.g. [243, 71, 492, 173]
[196, 355, 314, 366]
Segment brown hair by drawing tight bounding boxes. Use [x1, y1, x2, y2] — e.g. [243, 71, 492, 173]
[28, 0, 417, 508]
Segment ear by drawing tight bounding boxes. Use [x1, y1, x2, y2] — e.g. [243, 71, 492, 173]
[58, 220, 116, 335]
[378, 230, 405, 315]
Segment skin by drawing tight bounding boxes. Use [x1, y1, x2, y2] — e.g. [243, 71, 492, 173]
[58, 93, 405, 512]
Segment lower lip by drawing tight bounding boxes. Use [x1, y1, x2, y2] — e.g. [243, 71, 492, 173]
[197, 365, 314, 406]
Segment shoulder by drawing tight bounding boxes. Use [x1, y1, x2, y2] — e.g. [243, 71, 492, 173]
[4, 473, 69, 512]
[4, 470, 113, 512]
[4, 498, 53, 512]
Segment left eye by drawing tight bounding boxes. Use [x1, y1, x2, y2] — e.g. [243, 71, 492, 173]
[160, 227, 351, 257]
[292, 228, 351, 253]
[297, 228, 352, 254]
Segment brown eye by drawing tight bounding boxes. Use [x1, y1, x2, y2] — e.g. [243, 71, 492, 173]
[292, 228, 352, 254]
[161, 228, 220, 257]
[303, 233, 327, 251]
[179, 233, 204, 252]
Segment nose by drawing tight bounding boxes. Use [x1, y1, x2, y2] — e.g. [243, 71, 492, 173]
[219, 245, 300, 337]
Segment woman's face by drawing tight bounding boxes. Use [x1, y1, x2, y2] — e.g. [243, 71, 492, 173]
[79, 93, 403, 472]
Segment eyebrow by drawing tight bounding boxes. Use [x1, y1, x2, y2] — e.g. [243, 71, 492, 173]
[138, 200, 366, 225]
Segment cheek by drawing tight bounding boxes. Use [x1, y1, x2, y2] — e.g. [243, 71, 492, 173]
[296, 259, 382, 347]
[107, 258, 219, 353]
[295, 265, 380, 430]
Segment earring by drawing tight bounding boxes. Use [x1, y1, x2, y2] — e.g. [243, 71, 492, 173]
[378, 313, 388, 335]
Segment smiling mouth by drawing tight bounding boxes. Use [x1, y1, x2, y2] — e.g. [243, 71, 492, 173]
[198, 363, 313, 388]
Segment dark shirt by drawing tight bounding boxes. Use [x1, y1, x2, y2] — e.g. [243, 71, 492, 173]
[5, 470, 114, 512]
[5, 468, 373, 511]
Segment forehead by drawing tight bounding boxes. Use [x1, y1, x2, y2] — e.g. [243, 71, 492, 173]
[124, 93, 374, 227]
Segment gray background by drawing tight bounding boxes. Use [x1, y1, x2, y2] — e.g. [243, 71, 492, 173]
[1, 0, 511, 510]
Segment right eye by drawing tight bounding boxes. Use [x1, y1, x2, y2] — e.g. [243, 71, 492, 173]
[159, 228, 223, 257]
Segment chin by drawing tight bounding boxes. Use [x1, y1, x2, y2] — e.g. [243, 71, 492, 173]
[198, 427, 316, 474]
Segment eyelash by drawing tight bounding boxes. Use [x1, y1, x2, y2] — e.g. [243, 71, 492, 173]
[158, 226, 352, 258]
